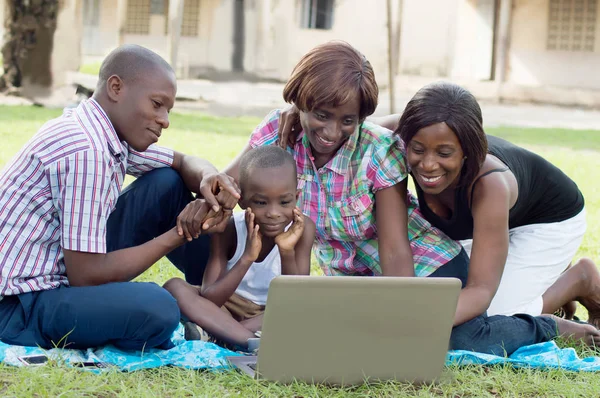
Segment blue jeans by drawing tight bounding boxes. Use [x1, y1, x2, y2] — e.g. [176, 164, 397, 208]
[430, 249, 558, 356]
[107, 167, 211, 284]
[0, 282, 179, 350]
[0, 168, 208, 350]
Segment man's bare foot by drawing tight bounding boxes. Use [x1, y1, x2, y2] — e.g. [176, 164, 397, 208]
[573, 258, 600, 328]
[543, 314, 600, 348]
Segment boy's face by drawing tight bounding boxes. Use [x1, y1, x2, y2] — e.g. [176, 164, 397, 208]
[109, 67, 177, 152]
[242, 164, 298, 238]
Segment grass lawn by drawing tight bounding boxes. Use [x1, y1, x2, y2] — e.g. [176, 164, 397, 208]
[79, 61, 102, 76]
[1, 105, 600, 397]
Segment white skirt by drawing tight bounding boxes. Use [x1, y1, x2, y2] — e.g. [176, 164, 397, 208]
[459, 208, 587, 316]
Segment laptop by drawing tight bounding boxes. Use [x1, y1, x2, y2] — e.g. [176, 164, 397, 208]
[227, 275, 461, 385]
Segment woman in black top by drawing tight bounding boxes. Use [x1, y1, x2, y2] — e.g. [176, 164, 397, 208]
[390, 82, 600, 327]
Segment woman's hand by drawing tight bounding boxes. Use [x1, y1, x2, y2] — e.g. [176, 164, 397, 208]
[277, 105, 302, 149]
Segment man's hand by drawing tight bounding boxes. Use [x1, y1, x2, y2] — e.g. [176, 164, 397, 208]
[176, 199, 211, 241]
[199, 172, 240, 213]
[274, 207, 305, 254]
[242, 209, 262, 263]
[277, 105, 302, 149]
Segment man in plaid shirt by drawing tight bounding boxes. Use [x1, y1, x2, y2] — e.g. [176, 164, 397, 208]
[0, 45, 239, 350]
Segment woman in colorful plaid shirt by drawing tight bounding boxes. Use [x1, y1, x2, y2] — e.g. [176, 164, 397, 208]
[224, 41, 600, 354]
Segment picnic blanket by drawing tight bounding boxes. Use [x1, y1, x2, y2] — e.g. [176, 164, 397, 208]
[447, 341, 600, 371]
[0, 324, 242, 372]
[1, 325, 600, 372]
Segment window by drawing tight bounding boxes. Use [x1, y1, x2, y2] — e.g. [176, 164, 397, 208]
[125, 0, 151, 34]
[181, 0, 200, 37]
[126, 0, 199, 37]
[150, 0, 167, 14]
[547, 0, 597, 51]
[301, 0, 334, 30]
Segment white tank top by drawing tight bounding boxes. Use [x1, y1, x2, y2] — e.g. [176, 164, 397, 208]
[226, 211, 288, 305]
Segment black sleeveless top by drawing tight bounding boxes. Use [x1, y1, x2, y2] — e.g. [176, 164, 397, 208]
[415, 135, 585, 240]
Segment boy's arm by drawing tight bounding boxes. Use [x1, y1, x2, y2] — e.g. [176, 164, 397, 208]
[200, 219, 254, 307]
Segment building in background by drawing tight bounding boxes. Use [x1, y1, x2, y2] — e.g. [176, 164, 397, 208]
[80, 0, 395, 83]
[75, 0, 600, 106]
[400, 0, 600, 104]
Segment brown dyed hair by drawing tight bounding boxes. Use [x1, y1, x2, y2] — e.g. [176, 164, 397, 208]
[283, 41, 378, 120]
[395, 82, 488, 187]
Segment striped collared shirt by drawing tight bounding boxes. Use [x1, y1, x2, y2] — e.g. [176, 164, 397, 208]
[249, 109, 462, 276]
[0, 99, 173, 296]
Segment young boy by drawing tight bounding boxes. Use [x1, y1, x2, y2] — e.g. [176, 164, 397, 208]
[164, 146, 315, 350]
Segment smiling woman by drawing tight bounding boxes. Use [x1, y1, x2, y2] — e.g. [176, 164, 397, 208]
[396, 81, 600, 327]
[219, 41, 600, 356]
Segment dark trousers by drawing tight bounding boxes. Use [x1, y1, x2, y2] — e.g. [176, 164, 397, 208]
[0, 168, 210, 350]
[106, 167, 211, 284]
[431, 249, 557, 356]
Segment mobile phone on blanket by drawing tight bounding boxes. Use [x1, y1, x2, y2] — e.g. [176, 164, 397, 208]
[71, 361, 111, 369]
[18, 355, 49, 366]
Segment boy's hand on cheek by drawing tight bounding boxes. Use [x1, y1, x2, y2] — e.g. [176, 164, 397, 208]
[242, 209, 262, 263]
[274, 207, 305, 254]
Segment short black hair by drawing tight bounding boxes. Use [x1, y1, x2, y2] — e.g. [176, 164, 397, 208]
[97, 44, 173, 90]
[239, 146, 297, 193]
[395, 81, 488, 187]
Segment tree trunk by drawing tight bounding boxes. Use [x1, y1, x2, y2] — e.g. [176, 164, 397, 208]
[0, 0, 61, 94]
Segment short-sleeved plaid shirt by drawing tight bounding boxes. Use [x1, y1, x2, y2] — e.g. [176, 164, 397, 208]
[0, 99, 174, 296]
[249, 110, 462, 276]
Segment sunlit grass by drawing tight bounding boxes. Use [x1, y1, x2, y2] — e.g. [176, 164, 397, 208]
[1, 105, 600, 396]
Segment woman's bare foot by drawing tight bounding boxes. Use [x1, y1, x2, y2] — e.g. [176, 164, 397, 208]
[573, 258, 600, 328]
[557, 301, 577, 320]
[544, 314, 600, 348]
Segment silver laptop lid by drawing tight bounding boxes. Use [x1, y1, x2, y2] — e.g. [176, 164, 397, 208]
[257, 276, 461, 385]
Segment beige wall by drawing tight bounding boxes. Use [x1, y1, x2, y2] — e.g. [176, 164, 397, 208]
[83, 0, 416, 83]
[397, 0, 495, 80]
[89, 0, 229, 72]
[450, 0, 495, 80]
[242, 0, 393, 83]
[399, 0, 458, 76]
[508, 0, 600, 89]
[52, 0, 83, 86]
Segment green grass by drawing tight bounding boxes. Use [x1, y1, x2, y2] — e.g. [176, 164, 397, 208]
[79, 61, 102, 76]
[1, 105, 600, 396]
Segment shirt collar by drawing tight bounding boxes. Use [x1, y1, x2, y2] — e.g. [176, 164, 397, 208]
[75, 98, 125, 160]
[297, 125, 360, 175]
